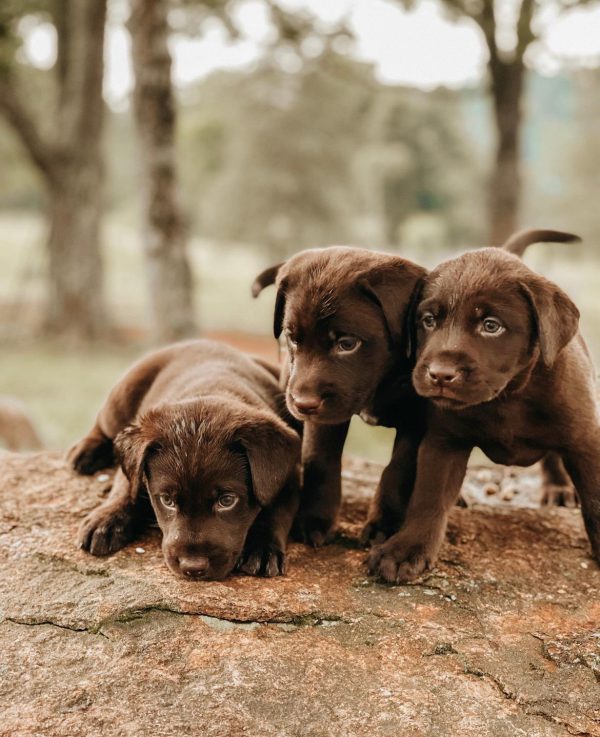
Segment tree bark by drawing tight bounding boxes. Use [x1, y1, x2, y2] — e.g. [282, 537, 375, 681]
[128, 0, 196, 342]
[488, 61, 524, 244]
[0, 0, 108, 339]
[45, 0, 107, 337]
[464, 0, 534, 244]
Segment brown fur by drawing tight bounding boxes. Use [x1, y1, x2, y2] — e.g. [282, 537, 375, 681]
[69, 340, 301, 580]
[368, 239, 600, 583]
[253, 246, 427, 546]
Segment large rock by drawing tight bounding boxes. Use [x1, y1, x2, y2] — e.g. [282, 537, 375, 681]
[0, 451, 598, 737]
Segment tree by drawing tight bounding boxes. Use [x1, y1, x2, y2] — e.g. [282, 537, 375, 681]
[0, 0, 108, 338]
[127, 0, 196, 342]
[406, 0, 588, 243]
[195, 52, 372, 257]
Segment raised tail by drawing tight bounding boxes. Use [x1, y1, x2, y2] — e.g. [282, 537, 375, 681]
[502, 229, 581, 257]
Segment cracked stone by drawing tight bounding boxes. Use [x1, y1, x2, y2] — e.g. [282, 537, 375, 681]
[0, 450, 599, 737]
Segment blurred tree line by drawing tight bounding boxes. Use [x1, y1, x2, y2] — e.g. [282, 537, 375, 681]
[1, 0, 598, 341]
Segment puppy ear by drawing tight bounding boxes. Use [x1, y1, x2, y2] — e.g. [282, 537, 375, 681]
[272, 281, 287, 339]
[251, 262, 284, 297]
[113, 421, 160, 501]
[519, 278, 579, 367]
[234, 413, 300, 506]
[251, 263, 287, 339]
[403, 278, 425, 360]
[359, 261, 427, 348]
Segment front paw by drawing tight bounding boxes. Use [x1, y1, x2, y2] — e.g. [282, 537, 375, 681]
[360, 517, 398, 548]
[238, 542, 287, 577]
[77, 504, 135, 556]
[367, 534, 436, 584]
[291, 513, 336, 548]
[68, 433, 114, 475]
[541, 483, 579, 508]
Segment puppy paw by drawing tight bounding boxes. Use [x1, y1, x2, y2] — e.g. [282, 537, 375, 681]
[238, 542, 287, 577]
[77, 504, 135, 556]
[541, 484, 579, 508]
[367, 535, 436, 584]
[68, 433, 114, 475]
[359, 518, 397, 548]
[291, 514, 335, 548]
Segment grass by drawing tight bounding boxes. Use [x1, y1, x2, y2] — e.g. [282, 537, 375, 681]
[1, 211, 599, 462]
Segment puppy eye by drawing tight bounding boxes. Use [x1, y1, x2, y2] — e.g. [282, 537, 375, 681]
[335, 336, 361, 353]
[216, 493, 238, 510]
[422, 313, 436, 330]
[481, 318, 504, 335]
[159, 493, 176, 509]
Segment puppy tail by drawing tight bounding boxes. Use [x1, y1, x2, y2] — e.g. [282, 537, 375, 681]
[502, 229, 581, 257]
[251, 262, 283, 297]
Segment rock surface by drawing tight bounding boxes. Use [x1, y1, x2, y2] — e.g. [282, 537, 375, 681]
[0, 451, 598, 737]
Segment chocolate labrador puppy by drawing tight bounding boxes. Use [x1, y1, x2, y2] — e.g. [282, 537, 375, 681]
[252, 235, 573, 548]
[253, 247, 428, 546]
[368, 230, 600, 583]
[69, 340, 301, 580]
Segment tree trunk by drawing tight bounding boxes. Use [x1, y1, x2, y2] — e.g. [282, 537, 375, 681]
[45, 158, 105, 337]
[44, 0, 107, 338]
[128, 0, 196, 343]
[0, 0, 108, 339]
[488, 60, 524, 245]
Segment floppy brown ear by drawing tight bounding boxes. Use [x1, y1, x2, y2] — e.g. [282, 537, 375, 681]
[359, 261, 428, 347]
[519, 277, 579, 367]
[251, 262, 284, 298]
[403, 277, 425, 360]
[113, 421, 161, 502]
[251, 263, 287, 339]
[234, 413, 300, 506]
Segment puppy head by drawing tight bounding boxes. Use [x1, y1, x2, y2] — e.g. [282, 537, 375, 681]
[252, 247, 426, 424]
[114, 399, 299, 580]
[412, 248, 580, 410]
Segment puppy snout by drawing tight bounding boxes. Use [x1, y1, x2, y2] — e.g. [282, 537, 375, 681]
[292, 393, 323, 415]
[178, 555, 210, 579]
[427, 362, 460, 386]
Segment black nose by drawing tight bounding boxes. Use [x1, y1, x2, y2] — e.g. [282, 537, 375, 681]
[427, 362, 460, 386]
[179, 556, 210, 579]
[292, 393, 322, 415]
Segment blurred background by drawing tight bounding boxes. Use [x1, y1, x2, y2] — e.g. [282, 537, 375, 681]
[1, 0, 599, 461]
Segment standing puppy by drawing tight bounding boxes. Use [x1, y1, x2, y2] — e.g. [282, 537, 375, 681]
[368, 231, 600, 583]
[69, 340, 300, 580]
[253, 247, 427, 546]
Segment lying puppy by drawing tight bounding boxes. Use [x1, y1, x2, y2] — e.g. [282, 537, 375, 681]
[253, 247, 427, 546]
[368, 229, 600, 583]
[69, 340, 300, 580]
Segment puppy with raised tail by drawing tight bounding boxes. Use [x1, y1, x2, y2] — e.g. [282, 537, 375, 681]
[368, 229, 600, 583]
[69, 340, 300, 581]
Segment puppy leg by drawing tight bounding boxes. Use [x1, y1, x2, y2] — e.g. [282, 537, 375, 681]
[368, 434, 471, 583]
[292, 420, 350, 547]
[540, 452, 578, 508]
[69, 349, 171, 474]
[360, 430, 419, 547]
[239, 473, 300, 577]
[563, 435, 600, 563]
[78, 469, 146, 555]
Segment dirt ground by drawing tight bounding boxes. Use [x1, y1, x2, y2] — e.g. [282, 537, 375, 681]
[0, 451, 598, 737]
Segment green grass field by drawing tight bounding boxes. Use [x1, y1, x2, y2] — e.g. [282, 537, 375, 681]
[1, 212, 598, 462]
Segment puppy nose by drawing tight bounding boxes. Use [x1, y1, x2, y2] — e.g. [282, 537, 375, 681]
[292, 394, 322, 415]
[178, 556, 210, 579]
[427, 362, 459, 386]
